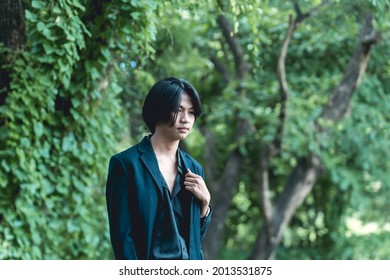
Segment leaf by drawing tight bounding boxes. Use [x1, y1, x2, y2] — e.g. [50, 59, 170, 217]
[36, 22, 46, 32]
[1, 160, 11, 173]
[34, 122, 44, 137]
[25, 10, 38, 22]
[31, 0, 45, 9]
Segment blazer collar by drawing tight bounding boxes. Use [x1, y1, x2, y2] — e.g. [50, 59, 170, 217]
[178, 148, 191, 175]
[138, 136, 161, 190]
[138, 136, 194, 189]
[137, 136, 164, 192]
[137, 135, 190, 193]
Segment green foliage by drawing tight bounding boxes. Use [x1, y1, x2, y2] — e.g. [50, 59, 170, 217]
[0, 0, 160, 259]
[119, 0, 390, 260]
[220, 181, 261, 260]
[2, 0, 389, 260]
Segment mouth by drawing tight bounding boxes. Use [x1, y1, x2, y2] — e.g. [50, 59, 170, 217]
[178, 127, 190, 133]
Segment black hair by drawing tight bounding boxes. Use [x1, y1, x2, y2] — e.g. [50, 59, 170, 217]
[142, 77, 202, 134]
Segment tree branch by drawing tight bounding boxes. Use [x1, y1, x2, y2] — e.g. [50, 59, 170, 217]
[274, 15, 296, 151]
[257, 0, 330, 254]
[257, 146, 274, 242]
[216, 14, 249, 80]
[293, 0, 331, 24]
[275, 1, 330, 150]
[319, 13, 380, 124]
[210, 55, 232, 84]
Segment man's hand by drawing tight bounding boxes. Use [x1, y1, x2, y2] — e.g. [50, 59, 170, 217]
[184, 169, 211, 217]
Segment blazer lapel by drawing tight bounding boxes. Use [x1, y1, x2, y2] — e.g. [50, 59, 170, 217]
[137, 136, 164, 196]
[178, 148, 191, 174]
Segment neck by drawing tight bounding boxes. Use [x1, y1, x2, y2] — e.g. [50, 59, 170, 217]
[150, 132, 179, 157]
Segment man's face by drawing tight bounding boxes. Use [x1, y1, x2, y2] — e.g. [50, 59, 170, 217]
[156, 92, 195, 141]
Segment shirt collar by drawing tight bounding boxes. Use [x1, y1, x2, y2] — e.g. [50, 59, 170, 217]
[177, 151, 184, 176]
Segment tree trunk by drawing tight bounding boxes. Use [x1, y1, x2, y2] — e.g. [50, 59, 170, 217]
[202, 13, 250, 259]
[251, 155, 322, 259]
[203, 150, 243, 259]
[250, 12, 380, 260]
[0, 0, 25, 50]
[0, 0, 25, 106]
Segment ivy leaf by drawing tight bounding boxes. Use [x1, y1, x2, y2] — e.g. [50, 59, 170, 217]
[31, 0, 45, 9]
[25, 10, 38, 22]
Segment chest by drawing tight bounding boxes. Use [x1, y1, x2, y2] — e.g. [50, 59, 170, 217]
[156, 156, 178, 194]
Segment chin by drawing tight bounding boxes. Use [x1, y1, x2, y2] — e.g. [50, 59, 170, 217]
[177, 133, 189, 140]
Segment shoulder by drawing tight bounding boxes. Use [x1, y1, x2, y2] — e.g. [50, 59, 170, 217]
[109, 143, 140, 167]
[107, 143, 143, 178]
[115, 145, 138, 159]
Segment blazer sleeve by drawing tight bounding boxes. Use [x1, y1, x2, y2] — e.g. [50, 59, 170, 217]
[200, 206, 212, 240]
[106, 155, 138, 259]
[198, 165, 212, 240]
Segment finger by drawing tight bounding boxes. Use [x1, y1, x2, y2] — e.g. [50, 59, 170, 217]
[186, 168, 200, 177]
[184, 177, 199, 184]
[185, 180, 204, 190]
[185, 169, 196, 177]
[184, 182, 196, 189]
[184, 181, 201, 189]
[185, 171, 201, 180]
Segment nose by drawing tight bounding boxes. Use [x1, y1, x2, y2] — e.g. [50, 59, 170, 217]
[180, 111, 190, 123]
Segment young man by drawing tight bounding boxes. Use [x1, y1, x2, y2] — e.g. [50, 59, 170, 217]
[106, 77, 212, 259]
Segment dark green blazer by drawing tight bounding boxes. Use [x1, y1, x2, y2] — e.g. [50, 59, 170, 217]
[106, 136, 211, 259]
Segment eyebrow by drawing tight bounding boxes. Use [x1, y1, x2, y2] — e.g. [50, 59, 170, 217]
[179, 105, 194, 110]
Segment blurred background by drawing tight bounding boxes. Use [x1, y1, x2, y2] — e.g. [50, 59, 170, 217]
[0, 0, 389, 260]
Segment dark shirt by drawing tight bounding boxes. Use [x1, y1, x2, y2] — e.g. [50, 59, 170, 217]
[151, 153, 192, 259]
